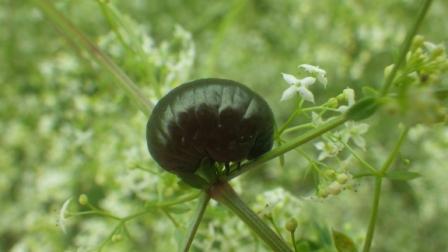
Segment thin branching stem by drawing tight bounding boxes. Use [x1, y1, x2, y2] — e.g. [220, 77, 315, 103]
[228, 114, 347, 180]
[180, 192, 210, 252]
[290, 231, 298, 252]
[362, 127, 409, 252]
[33, 0, 153, 116]
[341, 141, 378, 175]
[209, 181, 292, 252]
[380, 0, 434, 96]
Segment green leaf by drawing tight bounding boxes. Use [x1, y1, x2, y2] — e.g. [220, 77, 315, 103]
[295, 240, 312, 252]
[434, 88, 448, 100]
[352, 172, 376, 179]
[346, 97, 379, 121]
[332, 229, 358, 252]
[362, 86, 379, 97]
[384, 171, 421, 181]
[166, 205, 191, 214]
[176, 172, 209, 189]
[196, 158, 217, 182]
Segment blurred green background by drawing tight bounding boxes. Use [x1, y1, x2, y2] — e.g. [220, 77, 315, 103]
[1, 0, 447, 251]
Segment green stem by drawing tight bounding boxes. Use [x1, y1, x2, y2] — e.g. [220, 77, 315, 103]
[341, 141, 378, 175]
[180, 192, 210, 252]
[380, 0, 434, 96]
[267, 216, 283, 238]
[121, 192, 201, 221]
[151, 192, 202, 208]
[33, 0, 153, 116]
[290, 231, 298, 252]
[379, 127, 410, 176]
[278, 99, 304, 135]
[228, 115, 347, 180]
[209, 181, 292, 252]
[362, 127, 409, 252]
[96, 0, 131, 52]
[283, 123, 314, 134]
[362, 176, 383, 252]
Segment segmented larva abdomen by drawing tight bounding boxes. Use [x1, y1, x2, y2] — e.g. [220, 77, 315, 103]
[146, 78, 275, 174]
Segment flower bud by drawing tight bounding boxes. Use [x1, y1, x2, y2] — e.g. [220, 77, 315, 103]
[411, 35, 424, 51]
[384, 64, 394, 80]
[336, 174, 349, 184]
[327, 98, 339, 108]
[431, 46, 445, 59]
[328, 182, 342, 195]
[318, 189, 329, 198]
[324, 169, 336, 178]
[78, 194, 89, 206]
[285, 218, 298, 233]
[112, 234, 122, 242]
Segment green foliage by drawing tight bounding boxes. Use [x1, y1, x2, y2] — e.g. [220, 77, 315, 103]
[346, 97, 379, 121]
[384, 171, 421, 181]
[332, 230, 358, 252]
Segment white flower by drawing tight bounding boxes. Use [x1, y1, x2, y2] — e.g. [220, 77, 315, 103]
[314, 140, 343, 160]
[281, 73, 316, 102]
[298, 64, 327, 87]
[58, 198, 72, 234]
[336, 88, 356, 112]
[341, 122, 369, 150]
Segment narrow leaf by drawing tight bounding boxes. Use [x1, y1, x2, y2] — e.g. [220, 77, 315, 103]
[384, 171, 421, 181]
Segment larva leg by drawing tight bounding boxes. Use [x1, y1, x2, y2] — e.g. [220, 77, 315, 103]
[224, 162, 230, 175]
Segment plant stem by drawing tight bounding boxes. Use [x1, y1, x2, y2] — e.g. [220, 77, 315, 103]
[362, 176, 383, 252]
[380, 0, 434, 96]
[283, 123, 314, 134]
[290, 231, 298, 252]
[180, 192, 210, 252]
[379, 127, 410, 176]
[228, 115, 347, 180]
[362, 127, 409, 252]
[341, 141, 378, 175]
[96, 1, 131, 52]
[278, 99, 304, 135]
[33, 0, 153, 116]
[209, 181, 292, 252]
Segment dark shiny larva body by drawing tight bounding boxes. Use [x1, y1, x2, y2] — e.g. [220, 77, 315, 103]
[146, 78, 275, 174]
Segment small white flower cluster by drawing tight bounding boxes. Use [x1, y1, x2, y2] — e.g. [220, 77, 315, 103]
[73, 219, 112, 251]
[195, 218, 252, 251]
[314, 121, 369, 161]
[311, 86, 369, 161]
[314, 140, 344, 161]
[318, 170, 354, 198]
[281, 64, 328, 103]
[311, 115, 367, 198]
[383, 36, 448, 125]
[278, 64, 369, 199]
[120, 169, 159, 201]
[97, 14, 195, 106]
[253, 188, 303, 221]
